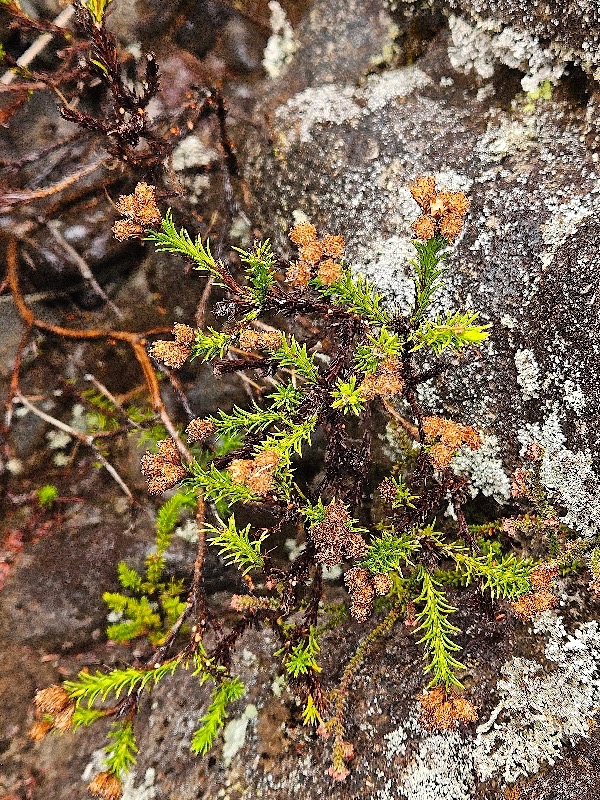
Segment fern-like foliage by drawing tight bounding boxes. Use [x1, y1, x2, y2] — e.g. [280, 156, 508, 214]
[209, 403, 283, 440]
[192, 327, 231, 362]
[188, 461, 259, 504]
[410, 236, 449, 322]
[65, 660, 180, 706]
[280, 627, 322, 677]
[190, 677, 246, 755]
[354, 327, 404, 374]
[448, 548, 533, 600]
[331, 376, 365, 416]
[360, 531, 420, 574]
[145, 211, 229, 286]
[235, 240, 276, 308]
[319, 269, 390, 324]
[206, 515, 266, 575]
[413, 310, 490, 355]
[104, 721, 138, 778]
[301, 694, 323, 726]
[414, 568, 465, 689]
[71, 706, 106, 730]
[271, 336, 319, 384]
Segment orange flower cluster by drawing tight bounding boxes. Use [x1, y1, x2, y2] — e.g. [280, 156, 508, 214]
[511, 562, 558, 620]
[227, 449, 280, 496]
[185, 417, 217, 443]
[359, 357, 404, 401]
[140, 438, 186, 495]
[30, 684, 75, 740]
[287, 222, 345, 287]
[310, 499, 367, 568]
[409, 176, 470, 242]
[149, 323, 195, 370]
[419, 686, 478, 731]
[88, 772, 123, 800]
[238, 328, 283, 352]
[422, 416, 481, 469]
[344, 566, 392, 622]
[112, 182, 161, 241]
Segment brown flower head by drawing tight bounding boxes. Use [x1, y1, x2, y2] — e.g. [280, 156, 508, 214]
[289, 221, 317, 247]
[186, 418, 217, 443]
[420, 686, 478, 731]
[372, 572, 393, 596]
[344, 566, 375, 622]
[140, 438, 186, 495]
[359, 357, 404, 401]
[321, 233, 345, 259]
[53, 702, 75, 732]
[409, 176, 437, 209]
[529, 562, 559, 591]
[409, 177, 469, 241]
[310, 500, 367, 568]
[285, 260, 312, 288]
[317, 258, 343, 286]
[238, 328, 283, 352]
[34, 685, 71, 715]
[88, 772, 123, 800]
[112, 182, 161, 240]
[29, 720, 53, 741]
[150, 324, 195, 370]
[300, 240, 325, 265]
[227, 449, 280, 496]
[422, 416, 481, 469]
[511, 589, 557, 620]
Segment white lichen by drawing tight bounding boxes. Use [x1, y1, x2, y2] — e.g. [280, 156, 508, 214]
[363, 66, 432, 112]
[122, 768, 157, 800]
[448, 15, 563, 92]
[473, 613, 600, 783]
[262, 1, 298, 80]
[222, 703, 258, 767]
[171, 136, 217, 172]
[452, 433, 511, 503]
[514, 348, 540, 400]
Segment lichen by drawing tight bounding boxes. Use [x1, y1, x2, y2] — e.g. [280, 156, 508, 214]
[262, 1, 298, 80]
[452, 433, 511, 503]
[514, 348, 540, 401]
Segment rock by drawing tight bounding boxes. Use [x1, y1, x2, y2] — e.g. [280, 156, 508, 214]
[241, 16, 600, 538]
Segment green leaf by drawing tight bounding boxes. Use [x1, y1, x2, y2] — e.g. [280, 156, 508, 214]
[331, 376, 365, 416]
[271, 336, 319, 384]
[206, 515, 266, 576]
[234, 240, 276, 307]
[117, 562, 143, 592]
[36, 484, 59, 508]
[412, 310, 490, 355]
[188, 461, 259, 505]
[414, 568, 465, 689]
[318, 269, 390, 324]
[360, 531, 420, 573]
[190, 677, 245, 755]
[65, 661, 180, 706]
[191, 327, 231, 362]
[280, 627, 322, 677]
[104, 721, 138, 778]
[410, 236, 449, 322]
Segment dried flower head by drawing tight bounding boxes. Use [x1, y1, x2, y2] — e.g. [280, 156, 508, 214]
[409, 177, 469, 241]
[238, 329, 283, 352]
[227, 450, 280, 496]
[88, 772, 123, 800]
[310, 500, 367, 568]
[409, 176, 437, 209]
[34, 685, 71, 715]
[529, 562, 559, 591]
[321, 233, 345, 259]
[112, 182, 161, 240]
[150, 324, 195, 369]
[359, 357, 404, 401]
[420, 686, 478, 731]
[300, 240, 325, 266]
[511, 589, 558, 620]
[411, 215, 436, 241]
[286, 260, 312, 288]
[53, 702, 75, 732]
[344, 566, 375, 622]
[289, 221, 317, 247]
[186, 418, 217, 443]
[422, 416, 481, 469]
[510, 467, 531, 498]
[140, 438, 186, 495]
[230, 594, 270, 612]
[317, 258, 344, 286]
[29, 720, 52, 741]
[372, 572, 393, 596]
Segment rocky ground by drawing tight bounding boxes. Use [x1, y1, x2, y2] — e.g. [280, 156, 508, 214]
[1, 1, 600, 799]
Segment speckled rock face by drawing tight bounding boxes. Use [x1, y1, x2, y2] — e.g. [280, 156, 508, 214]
[242, 12, 600, 538]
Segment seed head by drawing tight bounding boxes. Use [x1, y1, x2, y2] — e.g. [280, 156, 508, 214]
[359, 357, 404, 401]
[409, 176, 437, 209]
[29, 720, 52, 741]
[321, 234, 345, 259]
[140, 438, 186, 495]
[88, 772, 123, 800]
[422, 416, 481, 469]
[286, 260, 312, 288]
[289, 221, 317, 247]
[411, 215, 436, 241]
[317, 258, 343, 286]
[511, 589, 558, 619]
[227, 450, 280, 496]
[34, 685, 71, 715]
[372, 573, 393, 596]
[186, 418, 217, 443]
[345, 566, 375, 622]
[420, 686, 478, 731]
[238, 329, 283, 352]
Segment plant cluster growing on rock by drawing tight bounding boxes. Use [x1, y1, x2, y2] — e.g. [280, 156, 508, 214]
[26, 174, 600, 799]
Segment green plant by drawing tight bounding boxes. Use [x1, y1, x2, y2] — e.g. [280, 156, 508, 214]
[33, 177, 589, 797]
